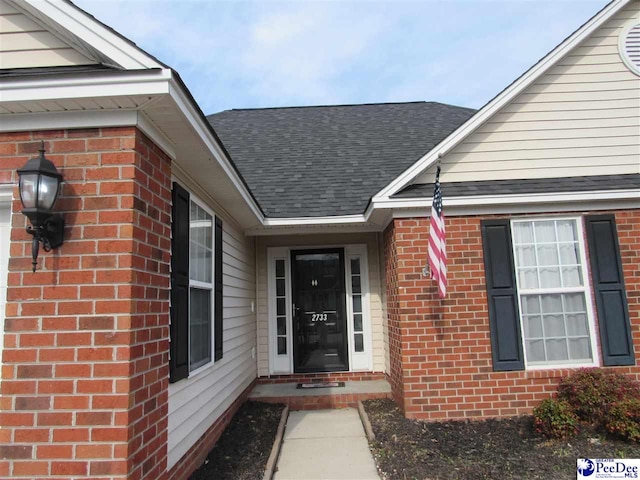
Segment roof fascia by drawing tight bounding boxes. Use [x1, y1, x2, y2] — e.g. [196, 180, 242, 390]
[167, 75, 266, 222]
[372, 0, 631, 202]
[14, 0, 163, 69]
[375, 189, 640, 213]
[0, 68, 171, 102]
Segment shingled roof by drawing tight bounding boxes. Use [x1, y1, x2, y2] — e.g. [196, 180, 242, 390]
[207, 102, 475, 218]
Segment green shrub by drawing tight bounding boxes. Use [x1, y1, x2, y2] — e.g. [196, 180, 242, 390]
[557, 368, 640, 426]
[605, 398, 640, 443]
[533, 398, 579, 440]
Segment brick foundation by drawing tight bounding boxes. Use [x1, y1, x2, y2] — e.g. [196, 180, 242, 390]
[0, 128, 172, 479]
[384, 210, 640, 420]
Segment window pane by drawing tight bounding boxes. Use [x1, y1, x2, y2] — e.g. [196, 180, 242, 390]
[276, 298, 286, 316]
[354, 333, 364, 352]
[521, 296, 541, 315]
[190, 202, 213, 283]
[513, 222, 534, 243]
[558, 243, 579, 265]
[564, 293, 586, 312]
[351, 258, 360, 275]
[276, 279, 285, 297]
[569, 338, 591, 360]
[516, 246, 536, 267]
[539, 267, 561, 288]
[526, 339, 545, 362]
[535, 221, 556, 242]
[541, 295, 562, 314]
[354, 314, 363, 332]
[519, 268, 539, 289]
[561, 266, 582, 287]
[566, 313, 588, 336]
[537, 245, 558, 266]
[546, 339, 568, 361]
[190, 288, 211, 369]
[277, 316, 287, 335]
[277, 337, 287, 355]
[557, 220, 577, 242]
[523, 315, 543, 338]
[543, 314, 565, 337]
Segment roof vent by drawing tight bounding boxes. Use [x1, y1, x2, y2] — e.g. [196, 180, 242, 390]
[619, 22, 640, 76]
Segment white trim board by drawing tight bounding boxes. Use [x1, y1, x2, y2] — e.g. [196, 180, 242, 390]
[372, 0, 633, 202]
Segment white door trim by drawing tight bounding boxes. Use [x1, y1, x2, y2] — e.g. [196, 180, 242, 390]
[266, 244, 373, 375]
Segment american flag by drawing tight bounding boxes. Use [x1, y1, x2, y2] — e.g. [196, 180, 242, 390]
[428, 165, 447, 298]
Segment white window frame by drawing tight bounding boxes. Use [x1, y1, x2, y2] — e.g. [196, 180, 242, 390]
[510, 216, 599, 370]
[188, 194, 216, 375]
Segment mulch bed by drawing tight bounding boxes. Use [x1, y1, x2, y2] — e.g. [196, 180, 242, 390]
[363, 398, 640, 480]
[189, 401, 285, 480]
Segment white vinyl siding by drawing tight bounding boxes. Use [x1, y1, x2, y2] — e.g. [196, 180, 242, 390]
[414, 1, 640, 185]
[256, 233, 385, 377]
[167, 214, 256, 468]
[0, 3, 95, 69]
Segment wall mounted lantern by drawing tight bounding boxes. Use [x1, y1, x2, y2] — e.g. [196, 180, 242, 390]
[17, 143, 64, 272]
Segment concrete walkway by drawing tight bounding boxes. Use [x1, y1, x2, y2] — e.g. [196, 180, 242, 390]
[274, 408, 380, 480]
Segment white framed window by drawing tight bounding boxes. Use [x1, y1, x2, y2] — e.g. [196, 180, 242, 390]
[511, 217, 598, 369]
[189, 198, 214, 371]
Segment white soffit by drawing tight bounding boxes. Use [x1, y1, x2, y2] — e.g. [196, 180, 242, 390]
[372, 0, 633, 202]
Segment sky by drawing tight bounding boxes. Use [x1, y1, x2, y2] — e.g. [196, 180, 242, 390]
[72, 0, 610, 115]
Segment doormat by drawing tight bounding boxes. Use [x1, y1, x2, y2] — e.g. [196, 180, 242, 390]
[296, 381, 345, 389]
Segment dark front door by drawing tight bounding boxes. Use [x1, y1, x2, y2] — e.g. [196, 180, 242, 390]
[291, 249, 348, 373]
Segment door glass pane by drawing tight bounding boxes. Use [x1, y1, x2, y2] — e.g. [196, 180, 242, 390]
[277, 316, 287, 336]
[276, 279, 285, 297]
[352, 295, 362, 314]
[351, 258, 360, 275]
[352, 275, 361, 294]
[354, 314, 363, 332]
[277, 337, 287, 355]
[276, 259, 285, 278]
[276, 298, 286, 316]
[354, 333, 364, 352]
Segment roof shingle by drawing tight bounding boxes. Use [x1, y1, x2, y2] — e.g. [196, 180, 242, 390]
[207, 101, 475, 218]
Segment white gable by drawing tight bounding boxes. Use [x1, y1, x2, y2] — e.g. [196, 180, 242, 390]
[413, 0, 640, 185]
[0, 1, 96, 69]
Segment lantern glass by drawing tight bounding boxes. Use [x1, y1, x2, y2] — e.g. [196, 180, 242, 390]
[19, 173, 38, 209]
[38, 174, 60, 211]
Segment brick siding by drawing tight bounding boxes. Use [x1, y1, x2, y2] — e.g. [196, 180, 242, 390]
[384, 210, 640, 420]
[0, 128, 172, 479]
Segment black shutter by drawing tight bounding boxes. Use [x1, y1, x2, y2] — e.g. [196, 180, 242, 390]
[170, 183, 190, 382]
[214, 216, 223, 361]
[481, 219, 525, 371]
[585, 215, 635, 366]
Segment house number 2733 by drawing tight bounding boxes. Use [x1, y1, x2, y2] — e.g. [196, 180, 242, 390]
[311, 313, 328, 322]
